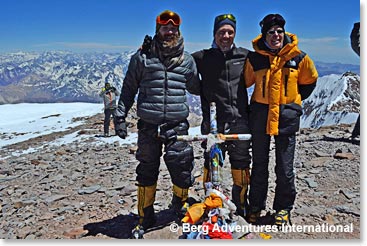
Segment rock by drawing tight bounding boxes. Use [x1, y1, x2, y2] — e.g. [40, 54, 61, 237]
[308, 157, 331, 167]
[334, 152, 355, 160]
[129, 146, 138, 154]
[77, 185, 102, 195]
[44, 195, 69, 204]
[322, 214, 338, 224]
[302, 177, 318, 189]
[334, 205, 360, 217]
[0, 114, 360, 239]
[63, 228, 89, 239]
[338, 189, 357, 200]
[314, 149, 331, 157]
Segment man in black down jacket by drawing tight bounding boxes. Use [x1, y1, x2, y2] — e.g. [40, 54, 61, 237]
[115, 10, 198, 237]
[187, 13, 252, 218]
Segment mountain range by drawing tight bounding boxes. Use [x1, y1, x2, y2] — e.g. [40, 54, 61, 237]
[0, 51, 360, 128]
[0, 51, 130, 104]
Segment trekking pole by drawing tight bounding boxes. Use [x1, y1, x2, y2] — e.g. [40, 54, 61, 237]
[176, 133, 251, 142]
[177, 102, 252, 212]
[177, 102, 251, 142]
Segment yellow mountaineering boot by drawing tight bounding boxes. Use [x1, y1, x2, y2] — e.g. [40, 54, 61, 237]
[274, 209, 291, 227]
[231, 168, 250, 218]
[131, 183, 157, 239]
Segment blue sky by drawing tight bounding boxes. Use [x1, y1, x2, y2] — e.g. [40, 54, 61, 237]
[0, 0, 361, 64]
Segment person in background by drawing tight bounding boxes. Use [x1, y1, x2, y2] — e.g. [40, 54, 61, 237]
[114, 10, 198, 238]
[99, 82, 119, 137]
[187, 13, 252, 218]
[244, 13, 318, 226]
[350, 21, 360, 142]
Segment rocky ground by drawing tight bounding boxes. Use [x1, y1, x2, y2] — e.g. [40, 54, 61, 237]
[0, 111, 360, 240]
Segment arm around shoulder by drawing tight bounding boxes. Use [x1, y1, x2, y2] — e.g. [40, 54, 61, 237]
[185, 54, 201, 95]
[244, 59, 256, 88]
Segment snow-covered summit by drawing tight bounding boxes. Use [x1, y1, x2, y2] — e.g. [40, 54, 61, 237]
[301, 72, 359, 128]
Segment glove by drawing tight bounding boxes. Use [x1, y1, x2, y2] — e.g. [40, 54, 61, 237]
[159, 125, 177, 145]
[114, 117, 127, 139]
[141, 35, 152, 55]
[160, 129, 177, 143]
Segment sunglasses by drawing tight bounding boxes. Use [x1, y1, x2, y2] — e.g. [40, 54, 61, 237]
[215, 14, 236, 23]
[267, 29, 284, 35]
[156, 10, 181, 26]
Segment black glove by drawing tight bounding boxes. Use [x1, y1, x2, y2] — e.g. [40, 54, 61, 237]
[115, 117, 127, 139]
[159, 124, 177, 145]
[141, 35, 152, 55]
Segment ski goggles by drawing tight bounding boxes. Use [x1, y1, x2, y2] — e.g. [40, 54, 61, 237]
[214, 14, 236, 24]
[156, 10, 181, 26]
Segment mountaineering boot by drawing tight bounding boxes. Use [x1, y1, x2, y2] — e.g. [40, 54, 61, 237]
[231, 168, 250, 218]
[170, 184, 189, 218]
[246, 208, 261, 224]
[274, 209, 291, 226]
[131, 183, 157, 239]
[131, 224, 145, 239]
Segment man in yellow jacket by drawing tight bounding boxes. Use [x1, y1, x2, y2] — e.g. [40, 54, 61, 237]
[244, 13, 318, 226]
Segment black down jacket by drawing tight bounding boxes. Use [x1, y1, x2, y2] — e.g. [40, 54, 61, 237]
[116, 50, 198, 125]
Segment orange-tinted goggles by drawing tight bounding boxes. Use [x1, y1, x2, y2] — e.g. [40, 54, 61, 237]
[156, 10, 181, 26]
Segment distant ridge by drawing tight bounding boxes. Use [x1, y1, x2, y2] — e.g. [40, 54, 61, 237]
[315, 61, 359, 77]
[0, 51, 360, 130]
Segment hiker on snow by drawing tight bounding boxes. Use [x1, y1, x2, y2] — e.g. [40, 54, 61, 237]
[114, 10, 199, 237]
[187, 13, 252, 218]
[99, 82, 119, 137]
[244, 13, 318, 226]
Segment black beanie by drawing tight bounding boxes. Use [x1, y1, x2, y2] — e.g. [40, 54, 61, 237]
[260, 14, 286, 36]
[213, 14, 236, 36]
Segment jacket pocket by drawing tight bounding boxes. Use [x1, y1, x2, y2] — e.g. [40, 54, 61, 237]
[279, 103, 303, 135]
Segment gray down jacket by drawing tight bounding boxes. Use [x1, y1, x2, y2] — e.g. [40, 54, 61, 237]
[115, 50, 198, 125]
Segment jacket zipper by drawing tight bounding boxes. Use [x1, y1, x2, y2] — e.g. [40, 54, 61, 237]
[262, 75, 266, 98]
[164, 69, 168, 121]
[284, 74, 288, 97]
[226, 59, 233, 118]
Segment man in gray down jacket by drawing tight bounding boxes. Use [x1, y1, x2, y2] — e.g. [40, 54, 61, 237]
[187, 14, 252, 218]
[114, 10, 198, 237]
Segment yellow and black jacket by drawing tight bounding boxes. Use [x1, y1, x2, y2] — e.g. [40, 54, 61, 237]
[244, 32, 318, 135]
